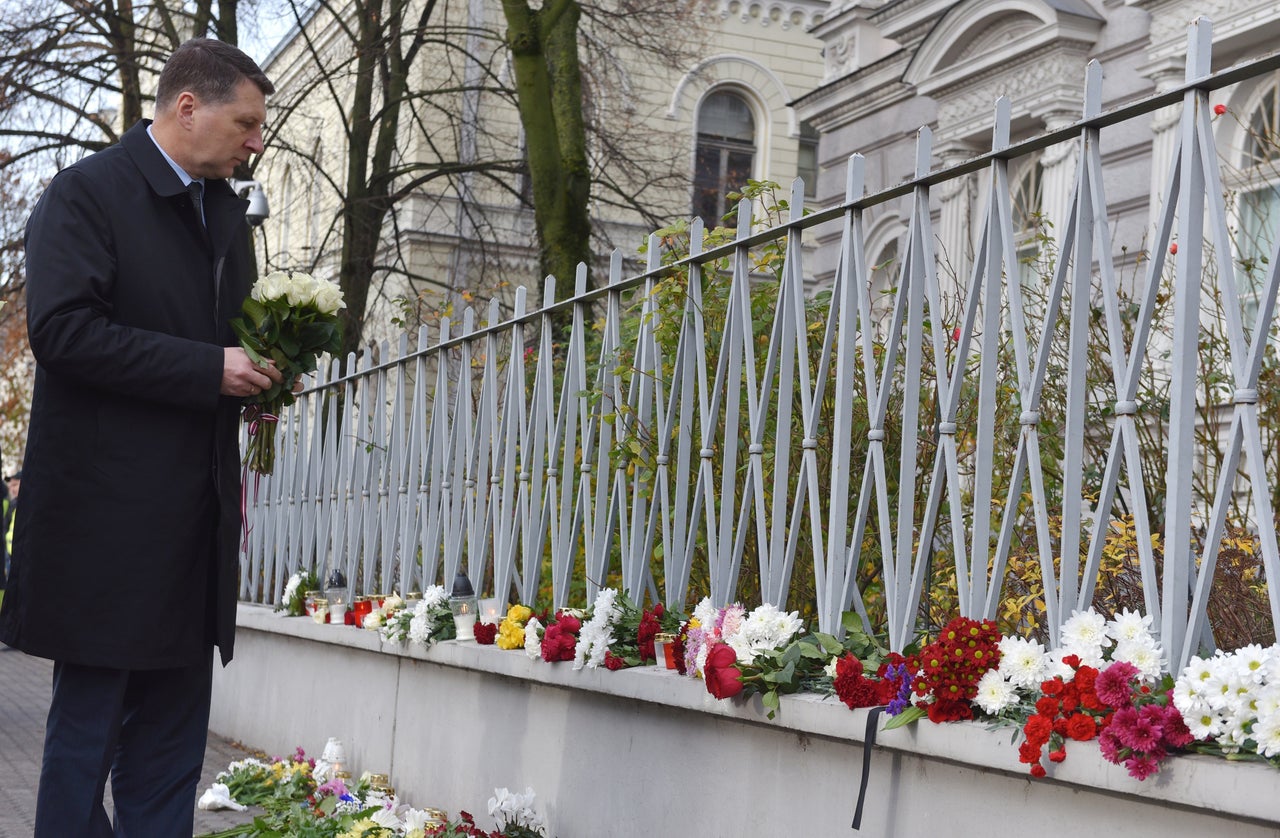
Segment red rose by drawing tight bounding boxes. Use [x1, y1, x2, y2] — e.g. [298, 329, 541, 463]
[704, 643, 744, 699]
[1065, 713, 1098, 741]
[604, 650, 628, 671]
[473, 622, 498, 645]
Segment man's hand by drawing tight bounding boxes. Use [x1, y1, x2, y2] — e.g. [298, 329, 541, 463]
[222, 347, 285, 397]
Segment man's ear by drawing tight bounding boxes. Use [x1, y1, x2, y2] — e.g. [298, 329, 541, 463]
[175, 91, 197, 127]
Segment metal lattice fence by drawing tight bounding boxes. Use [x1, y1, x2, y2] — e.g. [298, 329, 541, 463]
[243, 19, 1280, 671]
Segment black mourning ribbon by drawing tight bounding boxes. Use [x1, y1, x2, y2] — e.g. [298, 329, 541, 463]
[851, 705, 884, 830]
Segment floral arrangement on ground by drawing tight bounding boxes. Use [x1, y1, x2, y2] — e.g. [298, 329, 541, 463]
[197, 746, 548, 838]
[279, 568, 1280, 781]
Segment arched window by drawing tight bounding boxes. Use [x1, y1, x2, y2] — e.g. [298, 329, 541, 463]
[694, 90, 756, 229]
[1011, 159, 1046, 292]
[1238, 80, 1280, 333]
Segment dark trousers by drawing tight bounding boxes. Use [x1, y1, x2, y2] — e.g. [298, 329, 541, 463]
[35, 652, 214, 837]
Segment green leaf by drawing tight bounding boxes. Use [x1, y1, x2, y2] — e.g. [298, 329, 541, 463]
[882, 705, 926, 730]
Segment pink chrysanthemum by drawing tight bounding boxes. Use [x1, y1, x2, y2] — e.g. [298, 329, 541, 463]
[1098, 727, 1123, 763]
[1125, 753, 1161, 781]
[1095, 661, 1139, 707]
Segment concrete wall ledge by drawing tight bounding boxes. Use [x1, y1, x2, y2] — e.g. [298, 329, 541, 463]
[212, 604, 1280, 836]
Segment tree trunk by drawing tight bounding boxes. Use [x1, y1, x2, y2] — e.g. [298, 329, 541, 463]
[501, 0, 593, 292]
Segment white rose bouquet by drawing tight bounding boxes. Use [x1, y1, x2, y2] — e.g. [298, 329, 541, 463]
[231, 270, 345, 474]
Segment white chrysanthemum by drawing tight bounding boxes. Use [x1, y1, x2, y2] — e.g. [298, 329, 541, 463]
[523, 616, 544, 659]
[1232, 644, 1270, 684]
[1254, 715, 1280, 758]
[824, 656, 840, 678]
[407, 612, 433, 645]
[692, 597, 718, 632]
[1107, 608, 1155, 645]
[573, 588, 621, 670]
[727, 603, 803, 664]
[1059, 609, 1111, 653]
[1183, 704, 1222, 740]
[1112, 639, 1163, 683]
[1048, 642, 1106, 676]
[1254, 682, 1280, 720]
[997, 635, 1049, 689]
[1182, 655, 1216, 686]
[974, 669, 1017, 715]
[421, 585, 448, 609]
[280, 572, 303, 607]
[1172, 676, 1207, 715]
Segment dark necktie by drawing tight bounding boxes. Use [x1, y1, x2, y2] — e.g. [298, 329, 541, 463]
[187, 180, 205, 227]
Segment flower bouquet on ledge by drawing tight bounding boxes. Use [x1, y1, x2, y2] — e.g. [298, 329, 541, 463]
[231, 269, 345, 475]
[380, 585, 454, 645]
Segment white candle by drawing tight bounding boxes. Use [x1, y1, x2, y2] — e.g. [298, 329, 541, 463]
[454, 611, 477, 641]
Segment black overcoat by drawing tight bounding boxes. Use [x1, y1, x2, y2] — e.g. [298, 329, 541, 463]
[0, 121, 253, 669]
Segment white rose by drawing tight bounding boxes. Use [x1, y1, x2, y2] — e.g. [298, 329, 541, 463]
[311, 280, 346, 315]
[284, 271, 315, 307]
[252, 271, 291, 302]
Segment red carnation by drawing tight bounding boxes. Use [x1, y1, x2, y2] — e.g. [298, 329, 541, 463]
[541, 623, 577, 662]
[473, 622, 497, 645]
[604, 650, 628, 671]
[1066, 713, 1098, 741]
[1030, 764, 1047, 778]
[554, 611, 582, 634]
[1048, 748, 1067, 763]
[1024, 714, 1053, 746]
[704, 643, 744, 699]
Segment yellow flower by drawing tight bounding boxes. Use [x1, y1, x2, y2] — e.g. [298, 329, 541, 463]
[497, 620, 526, 649]
[339, 818, 380, 838]
[505, 604, 533, 625]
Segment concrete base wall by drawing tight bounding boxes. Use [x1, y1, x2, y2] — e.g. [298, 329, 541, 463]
[211, 605, 1280, 837]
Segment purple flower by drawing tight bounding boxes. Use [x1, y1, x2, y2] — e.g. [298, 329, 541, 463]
[1095, 661, 1139, 707]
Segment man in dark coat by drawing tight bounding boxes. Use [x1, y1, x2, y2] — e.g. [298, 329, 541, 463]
[0, 39, 281, 837]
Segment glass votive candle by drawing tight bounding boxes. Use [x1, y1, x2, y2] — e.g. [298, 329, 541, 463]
[352, 597, 373, 626]
[655, 633, 677, 669]
[304, 590, 320, 615]
[311, 598, 329, 624]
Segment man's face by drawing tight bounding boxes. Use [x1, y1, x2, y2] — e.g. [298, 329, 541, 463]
[6, 478, 17, 499]
[186, 77, 267, 180]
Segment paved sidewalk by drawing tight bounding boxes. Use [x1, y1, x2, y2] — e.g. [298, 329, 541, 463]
[0, 645, 259, 837]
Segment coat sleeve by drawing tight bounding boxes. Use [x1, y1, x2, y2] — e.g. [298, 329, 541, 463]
[24, 168, 225, 411]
